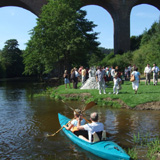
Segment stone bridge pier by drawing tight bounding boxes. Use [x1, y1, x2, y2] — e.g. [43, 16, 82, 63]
[0, 0, 160, 54]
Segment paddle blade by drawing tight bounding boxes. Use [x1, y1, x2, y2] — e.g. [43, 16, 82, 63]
[82, 101, 96, 112]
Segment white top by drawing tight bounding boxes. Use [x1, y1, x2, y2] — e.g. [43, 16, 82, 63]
[75, 71, 79, 77]
[83, 122, 104, 142]
[71, 119, 86, 126]
[111, 69, 115, 77]
[113, 78, 121, 86]
[144, 66, 152, 74]
[128, 66, 131, 71]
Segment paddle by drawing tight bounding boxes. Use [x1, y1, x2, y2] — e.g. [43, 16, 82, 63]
[46, 118, 74, 137]
[61, 100, 96, 123]
[62, 100, 96, 113]
[46, 101, 96, 137]
[82, 101, 96, 112]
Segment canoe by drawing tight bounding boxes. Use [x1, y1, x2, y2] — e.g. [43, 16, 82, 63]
[58, 113, 131, 160]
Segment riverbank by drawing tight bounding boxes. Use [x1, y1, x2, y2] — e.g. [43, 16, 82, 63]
[50, 80, 160, 110]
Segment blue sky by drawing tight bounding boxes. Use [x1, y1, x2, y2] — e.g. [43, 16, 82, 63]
[0, 4, 159, 50]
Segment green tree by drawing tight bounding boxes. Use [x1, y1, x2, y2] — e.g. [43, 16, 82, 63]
[23, 0, 100, 77]
[1, 39, 24, 78]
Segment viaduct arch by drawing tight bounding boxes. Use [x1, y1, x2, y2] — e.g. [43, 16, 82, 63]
[0, 0, 160, 54]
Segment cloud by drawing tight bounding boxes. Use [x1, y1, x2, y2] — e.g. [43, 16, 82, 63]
[134, 12, 158, 19]
[10, 11, 15, 16]
[7, 8, 16, 16]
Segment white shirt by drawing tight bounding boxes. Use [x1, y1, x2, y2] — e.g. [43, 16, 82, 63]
[111, 69, 115, 77]
[96, 69, 105, 82]
[75, 71, 79, 77]
[113, 78, 121, 86]
[83, 122, 104, 142]
[144, 66, 152, 74]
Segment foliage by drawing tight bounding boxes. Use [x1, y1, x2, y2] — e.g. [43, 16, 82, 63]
[147, 138, 160, 160]
[100, 19, 160, 74]
[23, 0, 100, 77]
[130, 35, 142, 51]
[100, 51, 133, 70]
[0, 39, 24, 78]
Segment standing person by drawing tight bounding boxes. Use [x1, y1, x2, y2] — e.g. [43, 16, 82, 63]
[105, 68, 111, 83]
[88, 67, 92, 78]
[113, 73, 122, 95]
[124, 67, 128, 80]
[110, 66, 115, 81]
[131, 67, 140, 94]
[127, 65, 132, 79]
[78, 66, 83, 81]
[81, 67, 86, 86]
[70, 68, 76, 89]
[77, 112, 104, 142]
[63, 109, 87, 137]
[115, 66, 121, 78]
[152, 64, 159, 85]
[85, 67, 89, 80]
[74, 67, 79, 89]
[96, 66, 106, 94]
[144, 64, 152, 85]
[63, 70, 71, 89]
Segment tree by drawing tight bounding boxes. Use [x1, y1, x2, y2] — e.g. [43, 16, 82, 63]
[1, 39, 24, 77]
[23, 0, 100, 77]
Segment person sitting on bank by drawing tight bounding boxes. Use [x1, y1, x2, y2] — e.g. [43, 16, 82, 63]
[77, 112, 104, 142]
[63, 109, 87, 136]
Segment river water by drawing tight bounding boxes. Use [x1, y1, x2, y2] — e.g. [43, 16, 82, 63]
[0, 81, 160, 160]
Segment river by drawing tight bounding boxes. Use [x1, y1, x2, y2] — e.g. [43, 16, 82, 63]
[0, 81, 160, 160]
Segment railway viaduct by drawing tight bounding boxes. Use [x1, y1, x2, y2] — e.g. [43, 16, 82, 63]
[0, 0, 160, 54]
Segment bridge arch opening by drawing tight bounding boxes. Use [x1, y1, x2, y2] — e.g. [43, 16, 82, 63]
[81, 5, 113, 49]
[0, 6, 37, 50]
[130, 4, 160, 37]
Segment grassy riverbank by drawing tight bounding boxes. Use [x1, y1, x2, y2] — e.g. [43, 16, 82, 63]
[49, 80, 160, 109]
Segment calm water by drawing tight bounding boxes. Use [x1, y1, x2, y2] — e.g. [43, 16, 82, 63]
[0, 81, 160, 160]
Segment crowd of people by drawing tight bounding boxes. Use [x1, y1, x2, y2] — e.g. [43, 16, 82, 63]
[63, 63, 160, 94]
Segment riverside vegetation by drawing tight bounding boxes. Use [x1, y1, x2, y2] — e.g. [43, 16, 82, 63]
[47, 80, 160, 110]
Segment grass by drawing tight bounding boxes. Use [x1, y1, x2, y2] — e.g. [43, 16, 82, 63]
[48, 80, 160, 108]
[127, 133, 160, 160]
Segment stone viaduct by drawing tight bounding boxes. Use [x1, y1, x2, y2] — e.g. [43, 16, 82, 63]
[0, 0, 160, 54]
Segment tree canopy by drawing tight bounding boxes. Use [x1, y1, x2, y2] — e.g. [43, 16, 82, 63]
[100, 19, 160, 73]
[23, 0, 100, 77]
[0, 39, 24, 78]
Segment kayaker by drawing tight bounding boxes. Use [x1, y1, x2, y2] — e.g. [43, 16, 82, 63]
[63, 109, 86, 132]
[77, 112, 104, 142]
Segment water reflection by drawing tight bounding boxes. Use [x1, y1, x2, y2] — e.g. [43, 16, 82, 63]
[0, 81, 160, 160]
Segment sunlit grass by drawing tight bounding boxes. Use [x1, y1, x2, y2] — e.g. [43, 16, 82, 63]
[49, 80, 160, 108]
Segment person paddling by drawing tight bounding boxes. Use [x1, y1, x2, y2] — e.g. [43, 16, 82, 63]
[63, 109, 86, 132]
[77, 112, 104, 142]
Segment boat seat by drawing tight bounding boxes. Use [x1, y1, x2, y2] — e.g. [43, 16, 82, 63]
[93, 130, 107, 142]
[101, 130, 107, 140]
[92, 132, 100, 142]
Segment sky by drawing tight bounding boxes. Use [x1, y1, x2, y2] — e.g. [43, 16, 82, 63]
[0, 4, 159, 50]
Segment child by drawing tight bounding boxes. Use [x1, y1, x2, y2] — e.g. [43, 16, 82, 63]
[113, 73, 122, 95]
